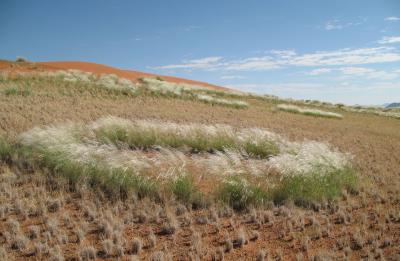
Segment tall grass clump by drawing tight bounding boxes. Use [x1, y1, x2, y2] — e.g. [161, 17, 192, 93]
[2, 87, 30, 97]
[1, 70, 138, 95]
[53, 70, 138, 94]
[139, 77, 204, 96]
[216, 177, 268, 211]
[343, 106, 400, 120]
[170, 174, 206, 208]
[16, 117, 356, 208]
[15, 56, 28, 63]
[18, 124, 159, 198]
[195, 94, 248, 109]
[0, 136, 12, 162]
[272, 168, 357, 206]
[140, 78, 249, 109]
[268, 141, 356, 205]
[24, 146, 159, 199]
[277, 104, 343, 119]
[91, 117, 280, 158]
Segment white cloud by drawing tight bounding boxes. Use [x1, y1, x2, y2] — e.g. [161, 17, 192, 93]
[270, 50, 297, 58]
[229, 47, 400, 70]
[225, 56, 281, 70]
[227, 82, 400, 105]
[227, 83, 325, 94]
[323, 19, 363, 31]
[154, 56, 223, 70]
[289, 47, 400, 66]
[183, 25, 202, 32]
[220, 75, 245, 80]
[384, 16, 400, 21]
[155, 46, 400, 71]
[340, 67, 374, 75]
[307, 68, 332, 75]
[340, 67, 398, 80]
[366, 70, 398, 80]
[307, 66, 399, 80]
[378, 36, 400, 44]
[324, 20, 344, 30]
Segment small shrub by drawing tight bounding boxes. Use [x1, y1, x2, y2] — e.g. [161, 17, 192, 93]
[159, 220, 178, 235]
[150, 251, 166, 261]
[212, 247, 224, 261]
[232, 228, 247, 248]
[6, 218, 20, 234]
[101, 239, 113, 256]
[223, 234, 233, 253]
[148, 230, 157, 248]
[256, 249, 267, 261]
[129, 237, 142, 255]
[0, 246, 8, 260]
[11, 234, 28, 251]
[27, 225, 40, 239]
[79, 246, 97, 260]
[34, 242, 49, 258]
[15, 56, 27, 62]
[47, 199, 61, 213]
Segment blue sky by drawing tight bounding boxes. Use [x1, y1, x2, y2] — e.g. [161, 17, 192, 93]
[1, 0, 399, 105]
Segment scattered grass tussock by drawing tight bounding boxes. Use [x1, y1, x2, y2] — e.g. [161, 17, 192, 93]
[140, 77, 249, 108]
[277, 104, 343, 119]
[15, 116, 356, 208]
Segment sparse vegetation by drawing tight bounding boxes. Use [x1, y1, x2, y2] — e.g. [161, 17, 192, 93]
[140, 77, 249, 108]
[2, 86, 31, 96]
[0, 136, 12, 162]
[277, 104, 343, 119]
[0, 61, 398, 260]
[15, 56, 27, 63]
[272, 167, 357, 206]
[92, 117, 280, 158]
[13, 116, 354, 208]
[195, 93, 249, 108]
[170, 174, 206, 208]
[216, 177, 268, 210]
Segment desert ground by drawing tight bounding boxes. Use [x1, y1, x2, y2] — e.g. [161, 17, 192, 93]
[0, 60, 399, 260]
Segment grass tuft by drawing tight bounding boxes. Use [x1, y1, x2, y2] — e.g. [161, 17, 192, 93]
[2, 87, 31, 97]
[277, 104, 343, 119]
[0, 136, 12, 162]
[272, 167, 357, 206]
[93, 117, 280, 159]
[216, 177, 268, 211]
[170, 174, 206, 208]
[15, 117, 356, 209]
[18, 145, 159, 199]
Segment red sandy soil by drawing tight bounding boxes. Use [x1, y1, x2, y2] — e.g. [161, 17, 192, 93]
[0, 60, 228, 91]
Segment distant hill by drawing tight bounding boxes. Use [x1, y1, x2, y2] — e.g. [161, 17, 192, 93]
[0, 60, 229, 92]
[385, 103, 400, 109]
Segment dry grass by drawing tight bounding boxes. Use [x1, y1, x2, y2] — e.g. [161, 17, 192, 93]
[0, 168, 398, 260]
[277, 104, 343, 119]
[0, 66, 399, 260]
[13, 116, 355, 208]
[139, 77, 249, 108]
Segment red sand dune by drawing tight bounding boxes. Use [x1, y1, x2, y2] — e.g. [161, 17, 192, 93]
[0, 60, 228, 91]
